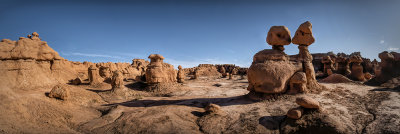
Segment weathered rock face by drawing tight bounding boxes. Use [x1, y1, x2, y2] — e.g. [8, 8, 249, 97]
[99, 66, 111, 78]
[266, 26, 291, 51]
[349, 55, 365, 81]
[48, 84, 69, 100]
[247, 49, 300, 94]
[145, 54, 177, 85]
[177, 65, 185, 83]
[88, 65, 102, 85]
[321, 56, 335, 76]
[111, 70, 124, 89]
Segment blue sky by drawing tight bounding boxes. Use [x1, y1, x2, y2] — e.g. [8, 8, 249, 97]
[1, 0, 399, 67]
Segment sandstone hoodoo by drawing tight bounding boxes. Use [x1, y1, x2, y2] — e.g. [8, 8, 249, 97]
[321, 55, 335, 76]
[349, 55, 365, 81]
[336, 56, 351, 76]
[88, 65, 102, 85]
[247, 25, 299, 95]
[145, 54, 177, 89]
[177, 65, 185, 83]
[48, 84, 70, 100]
[292, 21, 323, 91]
[111, 70, 124, 90]
[247, 21, 324, 98]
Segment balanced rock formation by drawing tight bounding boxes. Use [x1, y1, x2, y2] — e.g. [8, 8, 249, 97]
[177, 65, 185, 83]
[145, 54, 177, 88]
[248, 26, 301, 94]
[266, 26, 291, 51]
[349, 55, 365, 81]
[292, 21, 323, 91]
[48, 84, 69, 100]
[88, 65, 102, 85]
[296, 96, 320, 109]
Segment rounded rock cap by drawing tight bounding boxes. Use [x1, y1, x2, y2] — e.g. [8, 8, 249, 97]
[292, 21, 315, 46]
[148, 54, 165, 60]
[266, 26, 291, 46]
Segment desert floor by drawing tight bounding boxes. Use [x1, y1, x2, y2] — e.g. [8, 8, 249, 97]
[0, 76, 399, 134]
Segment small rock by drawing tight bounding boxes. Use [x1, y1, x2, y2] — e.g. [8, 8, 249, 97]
[296, 96, 320, 109]
[287, 107, 304, 119]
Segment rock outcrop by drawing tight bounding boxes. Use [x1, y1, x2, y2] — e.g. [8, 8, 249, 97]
[111, 70, 124, 90]
[194, 64, 221, 79]
[321, 56, 335, 76]
[349, 55, 365, 81]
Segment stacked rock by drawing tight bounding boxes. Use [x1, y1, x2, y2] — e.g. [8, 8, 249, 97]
[287, 96, 321, 119]
[247, 25, 299, 95]
[292, 21, 322, 91]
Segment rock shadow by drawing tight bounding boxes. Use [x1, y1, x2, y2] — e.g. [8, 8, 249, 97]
[103, 95, 256, 108]
[258, 115, 286, 131]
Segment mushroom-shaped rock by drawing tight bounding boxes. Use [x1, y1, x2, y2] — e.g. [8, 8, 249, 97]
[266, 26, 291, 51]
[292, 21, 315, 46]
[349, 55, 365, 81]
[145, 54, 177, 85]
[288, 72, 307, 94]
[287, 107, 304, 119]
[296, 96, 320, 109]
[111, 70, 124, 89]
[49, 84, 69, 100]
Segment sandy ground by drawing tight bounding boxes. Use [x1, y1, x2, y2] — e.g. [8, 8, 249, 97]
[0, 76, 399, 134]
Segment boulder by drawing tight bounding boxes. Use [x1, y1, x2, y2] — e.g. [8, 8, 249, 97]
[296, 96, 320, 109]
[71, 77, 82, 85]
[247, 49, 300, 94]
[48, 84, 69, 100]
[292, 21, 315, 46]
[266, 26, 291, 51]
[288, 72, 307, 94]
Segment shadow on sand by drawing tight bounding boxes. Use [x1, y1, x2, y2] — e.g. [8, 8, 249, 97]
[102, 95, 256, 108]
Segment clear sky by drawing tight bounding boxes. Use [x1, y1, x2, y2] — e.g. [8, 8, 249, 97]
[1, 0, 399, 67]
